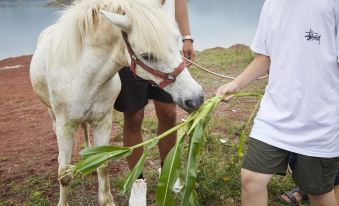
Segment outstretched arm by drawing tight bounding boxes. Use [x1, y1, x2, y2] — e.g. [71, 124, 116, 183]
[175, 0, 194, 64]
[216, 54, 271, 96]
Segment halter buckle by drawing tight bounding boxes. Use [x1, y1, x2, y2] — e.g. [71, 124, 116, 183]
[131, 54, 137, 61]
[166, 74, 176, 82]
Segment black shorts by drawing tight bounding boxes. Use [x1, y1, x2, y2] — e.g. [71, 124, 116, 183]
[242, 138, 339, 195]
[289, 153, 339, 186]
[114, 67, 174, 113]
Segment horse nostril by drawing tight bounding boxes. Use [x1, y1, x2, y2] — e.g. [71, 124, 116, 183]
[183, 94, 204, 111]
[199, 95, 204, 104]
[185, 100, 197, 109]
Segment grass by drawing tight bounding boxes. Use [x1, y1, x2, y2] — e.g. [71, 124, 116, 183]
[0, 174, 55, 206]
[0, 46, 310, 205]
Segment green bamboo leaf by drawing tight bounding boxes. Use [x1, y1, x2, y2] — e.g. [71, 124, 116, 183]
[187, 99, 220, 135]
[80, 145, 129, 157]
[147, 138, 160, 150]
[75, 148, 132, 175]
[237, 130, 246, 159]
[233, 93, 263, 98]
[119, 139, 159, 193]
[156, 132, 186, 206]
[237, 96, 262, 159]
[120, 151, 148, 193]
[188, 189, 198, 206]
[181, 121, 204, 206]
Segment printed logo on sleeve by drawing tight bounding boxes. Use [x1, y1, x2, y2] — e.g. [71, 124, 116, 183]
[304, 29, 321, 44]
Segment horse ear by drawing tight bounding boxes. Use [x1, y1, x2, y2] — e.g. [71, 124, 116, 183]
[160, 0, 166, 5]
[99, 10, 131, 32]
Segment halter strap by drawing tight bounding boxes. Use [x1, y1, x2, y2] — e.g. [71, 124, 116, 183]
[121, 31, 186, 89]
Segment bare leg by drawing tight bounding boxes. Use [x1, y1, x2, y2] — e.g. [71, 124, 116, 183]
[309, 190, 336, 206]
[335, 185, 339, 206]
[91, 112, 115, 206]
[55, 118, 78, 206]
[241, 168, 272, 206]
[123, 108, 144, 169]
[153, 101, 176, 164]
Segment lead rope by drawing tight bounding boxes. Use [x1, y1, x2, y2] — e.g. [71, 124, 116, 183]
[182, 56, 269, 80]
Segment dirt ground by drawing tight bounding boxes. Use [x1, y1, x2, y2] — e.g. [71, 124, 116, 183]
[0, 56, 131, 205]
[0, 55, 60, 179]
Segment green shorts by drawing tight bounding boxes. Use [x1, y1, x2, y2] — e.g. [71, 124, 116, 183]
[242, 138, 339, 195]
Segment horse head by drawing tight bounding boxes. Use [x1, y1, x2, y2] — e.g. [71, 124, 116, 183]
[99, 0, 204, 112]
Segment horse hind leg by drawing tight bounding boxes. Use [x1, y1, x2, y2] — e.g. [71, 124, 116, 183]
[55, 118, 78, 206]
[48, 108, 56, 134]
[91, 112, 115, 206]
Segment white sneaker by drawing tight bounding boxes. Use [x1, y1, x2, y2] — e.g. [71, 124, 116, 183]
[158, 168, 183, 194]
[129, 179, 147, 206]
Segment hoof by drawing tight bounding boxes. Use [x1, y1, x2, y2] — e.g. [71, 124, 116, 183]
[99, 202, 115, 206]
[57, 203, 69, 206]
[99, 194, 115, 206]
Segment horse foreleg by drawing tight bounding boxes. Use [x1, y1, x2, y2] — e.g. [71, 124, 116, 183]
[55, 118, 78, 206]
[81, 122, 91, 148]
[91, 112, 115, 206]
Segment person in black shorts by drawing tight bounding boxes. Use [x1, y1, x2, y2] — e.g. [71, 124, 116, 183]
[114, 0, 195, 205]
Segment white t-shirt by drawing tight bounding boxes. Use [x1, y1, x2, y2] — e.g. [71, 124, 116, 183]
[250, 0, 339, 158]
[163, 0, 175, 18]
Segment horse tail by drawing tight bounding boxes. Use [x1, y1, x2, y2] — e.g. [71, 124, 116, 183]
[81, 122, 91, 148]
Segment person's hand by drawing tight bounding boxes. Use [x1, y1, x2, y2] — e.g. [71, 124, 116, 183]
[216, 81, 240, 102]
[182, 40, 194, 67]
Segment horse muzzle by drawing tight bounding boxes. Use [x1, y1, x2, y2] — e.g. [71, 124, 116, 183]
[178, 93, 204, 112]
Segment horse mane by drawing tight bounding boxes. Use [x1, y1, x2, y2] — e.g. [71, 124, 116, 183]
[52, 0, 178, 65]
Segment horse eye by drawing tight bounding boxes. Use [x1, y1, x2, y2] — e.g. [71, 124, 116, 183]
[141, 53, 157, 62]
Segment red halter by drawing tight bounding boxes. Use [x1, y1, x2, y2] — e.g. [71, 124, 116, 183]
[121, 32, 186, 89]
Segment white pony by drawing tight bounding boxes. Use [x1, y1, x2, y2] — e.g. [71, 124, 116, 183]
[30, 0, 204, 205]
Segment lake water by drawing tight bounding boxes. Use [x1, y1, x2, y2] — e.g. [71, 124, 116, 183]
[0, 1, 59, 60]
[0, 0, 265, 60]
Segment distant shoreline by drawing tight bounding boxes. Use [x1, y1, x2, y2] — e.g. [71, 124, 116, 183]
[45, 0, 71, 7]
[0, 44, 250, 62]
[45, 1, 63, 7]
